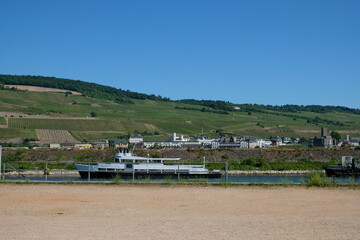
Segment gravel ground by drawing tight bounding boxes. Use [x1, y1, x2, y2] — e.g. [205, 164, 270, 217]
[0, 184, 359, 240]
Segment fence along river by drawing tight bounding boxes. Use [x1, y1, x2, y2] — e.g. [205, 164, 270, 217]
[0, 146, 358, 184]
[2, 168, 360, 184]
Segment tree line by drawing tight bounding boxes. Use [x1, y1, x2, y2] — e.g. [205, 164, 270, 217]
[238, 104, 360, 115]
[0, 74, 170, 103]
[1, 74, 359, 115]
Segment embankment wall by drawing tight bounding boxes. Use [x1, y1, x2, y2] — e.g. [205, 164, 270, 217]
[3, 148, 360, 163]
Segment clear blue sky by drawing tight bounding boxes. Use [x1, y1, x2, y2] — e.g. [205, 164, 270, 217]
[1, 0, 359, 108]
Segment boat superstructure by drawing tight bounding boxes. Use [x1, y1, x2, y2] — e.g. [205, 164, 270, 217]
[75, 148, 221, 179]
[325, 156, 360, 177]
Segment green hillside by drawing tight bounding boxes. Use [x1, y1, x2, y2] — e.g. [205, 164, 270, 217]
[0, 75, 359, 143]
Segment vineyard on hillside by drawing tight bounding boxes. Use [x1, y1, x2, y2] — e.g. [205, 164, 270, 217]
[0, 117, 6, 125]
[0, 128, 37, 140]
[8, 118, 125, 131]
[36, 129, 78, 143]
[70, 131, 127, 142]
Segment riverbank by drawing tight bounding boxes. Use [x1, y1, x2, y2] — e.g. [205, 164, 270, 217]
[3, 170, 79, 176]
[228, 170, 325, 175]
[0, 184, 359, 240]
[3, 148, 360, 164]
[3, 169, 324, 177]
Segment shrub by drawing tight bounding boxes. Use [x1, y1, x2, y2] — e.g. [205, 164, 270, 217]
[307, 173, 328, 187]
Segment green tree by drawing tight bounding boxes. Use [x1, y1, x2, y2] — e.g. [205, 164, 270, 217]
[331, 131, 341, 141]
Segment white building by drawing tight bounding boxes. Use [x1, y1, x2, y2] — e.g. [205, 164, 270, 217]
[129, 134, 143, 144]
[264, 139, 272, 146]
[247, 138, 265, 148]
[282, 137, 292, 144]
[50, 143, 61, 149]
[211, 141, 220, 149]
[143, 141, 201, 149]
[196, 136, 217, 148]
[143, 141, 182, 149]
[168, 133, 190, 142]
[239, 141, 249, 149]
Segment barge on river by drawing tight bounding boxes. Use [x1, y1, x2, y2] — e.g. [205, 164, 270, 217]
[325, 156, 360, 177]
[75, 148, 221, 179]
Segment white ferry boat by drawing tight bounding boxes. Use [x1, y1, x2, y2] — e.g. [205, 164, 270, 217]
[75, 148, 221, 179]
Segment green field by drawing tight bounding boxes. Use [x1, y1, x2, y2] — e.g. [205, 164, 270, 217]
[70, 131, 126, 141]
[0, 128, 37, 140]
[1, 89, 360, 142]
[8, 118, 125, 131]
[0, 117, 6, 125]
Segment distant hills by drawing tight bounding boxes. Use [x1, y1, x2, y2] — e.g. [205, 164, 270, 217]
[1, 74, 359, 114]
[0, 74, 170, 104]
[0, 74, 359, 143]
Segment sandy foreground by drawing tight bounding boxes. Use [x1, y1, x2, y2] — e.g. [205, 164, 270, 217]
[0, 185, 359, 240]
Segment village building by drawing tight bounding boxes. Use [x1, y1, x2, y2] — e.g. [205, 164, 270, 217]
[74, 143, 92, 149]
[129, 134, 143, 144]
[271, 136, 283, 146]
[108, 139, 128, 149]
[282, 137, 292, 144]
[50, 143, 61, 149]
[92, 141, 108, 149]
[168, 133, 190, 142]
[264, 139, 272, 147]
[309, 128, 333, 148]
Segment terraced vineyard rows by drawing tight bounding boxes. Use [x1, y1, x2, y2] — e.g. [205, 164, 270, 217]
[0, 128, 37, 139]
[0, 117, 6, 125]
[71, 131, 126, 141]
[36, 129, 78, 142]
[8, 118, 125, 131]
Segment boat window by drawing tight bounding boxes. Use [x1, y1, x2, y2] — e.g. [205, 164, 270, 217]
[126, 164, 133, 169]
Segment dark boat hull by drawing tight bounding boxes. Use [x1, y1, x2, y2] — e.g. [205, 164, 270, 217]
[325, 168, 360, 177]
[78, 170, 222, 179]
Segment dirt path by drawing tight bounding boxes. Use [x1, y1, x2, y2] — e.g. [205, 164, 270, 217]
[0, 185, 359, 240]
[4, 85, 81, 95]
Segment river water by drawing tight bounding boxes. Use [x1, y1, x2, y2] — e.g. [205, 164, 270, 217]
[3, 175, 359, 184]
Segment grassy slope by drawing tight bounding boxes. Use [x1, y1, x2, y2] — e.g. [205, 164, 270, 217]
[0, 89, 359, 141]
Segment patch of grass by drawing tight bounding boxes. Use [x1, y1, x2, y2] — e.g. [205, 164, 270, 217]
[280, 177, 293, 186]
[218, 181, 234, 187]
[218, 158, 327, 171]
[307, 173, 328, 187]
[270, 159, 326, 171]
[0, 128, 37, 139]
[179, 178, 209, 183]
[0, 117, 6, 125]
[164, 175, 173, 184]
[112, 174, 122, 184]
